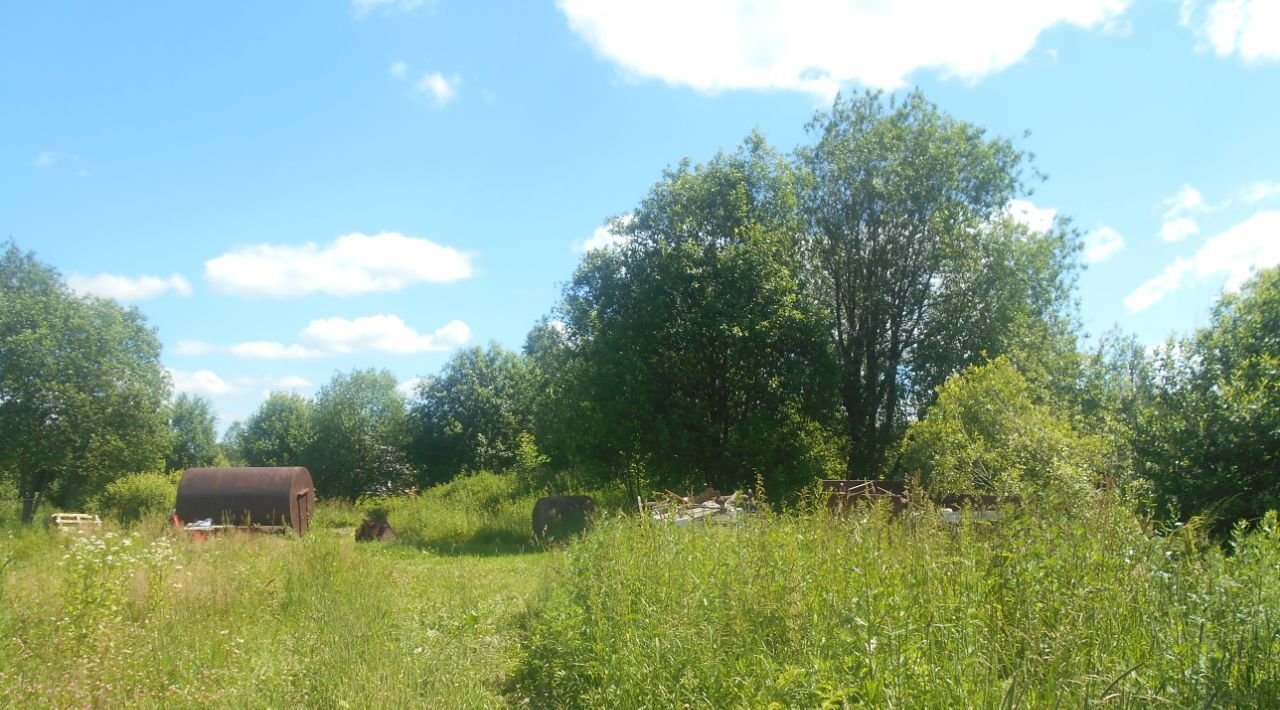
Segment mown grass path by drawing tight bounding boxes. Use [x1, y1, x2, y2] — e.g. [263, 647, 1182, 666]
[0, 527, 549, 708]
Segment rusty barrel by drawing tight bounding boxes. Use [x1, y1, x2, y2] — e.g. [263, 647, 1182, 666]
[176, 467, 315, 534]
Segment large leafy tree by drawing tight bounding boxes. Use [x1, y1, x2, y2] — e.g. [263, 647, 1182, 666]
[798, 91, 1080, 476]
[1137, 267, 1280, 531]
[306, 369, 412, 500]
[166, 393, 221, 471]
[0, 243, 169, 521]
[238, 391, 316, 468]
[406, 344, 536, 484]
[558, 135, 843, 499]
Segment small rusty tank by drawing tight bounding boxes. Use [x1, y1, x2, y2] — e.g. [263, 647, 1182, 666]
[176, 467, 315, 534]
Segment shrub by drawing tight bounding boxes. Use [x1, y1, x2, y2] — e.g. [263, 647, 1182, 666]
[93, 472, 176, 524]
[898, 357, 1107, 499]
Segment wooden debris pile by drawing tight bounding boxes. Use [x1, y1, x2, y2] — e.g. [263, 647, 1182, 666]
[641, 488, 753, 525]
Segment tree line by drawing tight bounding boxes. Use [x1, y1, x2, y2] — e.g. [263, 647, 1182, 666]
[3, 91, 1276, 531]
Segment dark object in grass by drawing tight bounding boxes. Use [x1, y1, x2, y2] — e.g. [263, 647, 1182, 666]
[532, 495, 596, 542]
[355, 518, 397, 542]
[176, 467, 316, 535]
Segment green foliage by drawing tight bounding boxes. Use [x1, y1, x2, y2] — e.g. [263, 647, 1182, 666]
[165, 393, 220, 471]
[898, 357, 1106, 498]
[306, 369, 412, 500]
[385, 472, 540, 553]
[0, 242, 170, 520]
[557, 134, 843, 500]
[1137, 267, 1280, 531]
[238, 391, 315, 467]
[799, 91, 1081, 475]
[515, 504, 1280, 707]
[92, 472, 177, 524]
[407, 344, 536, 483]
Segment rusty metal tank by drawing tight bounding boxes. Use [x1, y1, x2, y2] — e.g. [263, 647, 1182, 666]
[176, 467, 315, 534]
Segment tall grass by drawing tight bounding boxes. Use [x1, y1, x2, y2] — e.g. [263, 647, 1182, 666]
[0, 523, 548, 707]
[514, 501, 1280, 707]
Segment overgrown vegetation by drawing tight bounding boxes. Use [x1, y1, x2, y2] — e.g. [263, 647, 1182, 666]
[515, 502, 1280, 707]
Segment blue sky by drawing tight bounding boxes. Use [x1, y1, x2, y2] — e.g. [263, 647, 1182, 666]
[3, 0, 1278, 430]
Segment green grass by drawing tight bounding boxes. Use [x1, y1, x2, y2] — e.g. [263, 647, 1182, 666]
[0, 523, 549, 707]
[4, 488, 1279, 708]
[513, 501, 1280, 707]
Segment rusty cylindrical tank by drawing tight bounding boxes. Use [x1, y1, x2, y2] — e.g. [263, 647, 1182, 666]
[176, 467, 315, 534]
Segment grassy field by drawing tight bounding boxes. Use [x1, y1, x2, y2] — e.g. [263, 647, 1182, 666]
[3, 484, 1279, 708]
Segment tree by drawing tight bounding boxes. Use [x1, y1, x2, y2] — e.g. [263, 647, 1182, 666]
[898, 357, 1107, 499]
[798, 90, 1080, 476]
[406, 344, 536, 484]
[558, 135, 843, 499]
[1137, 267, 1280, 531]
[239, 391, 315, 468]
[166, 393, 220, 471]
[0, 242, 170, 521]
[306, 369, 412, 500]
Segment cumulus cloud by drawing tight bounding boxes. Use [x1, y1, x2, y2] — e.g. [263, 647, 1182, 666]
[1125, 210, 1280, 312]
[224, 316, 471, 359]
[1160, 217, 1200, 242]
[396, 377, 424, 398]
[1181, 0, 1280, 63]
[389, 60, 408, 79]
[1240, 180, 1280, 204]
[32, 151, 56, 168]
[174, 340, 216, 356]
[1158, 184, 1209, 242]
[228, 342, 324, 360]
[414, 72, 460, 106]
[1083, 226, 1125, 263]
[301, 315, 471, 354]
[574, 214, 633, 252]
[1006, 199, 1057, 233]
[168, 368, 236, 396]
[67, 273, 193, 300]
[205, 232, 474, 298]
[558, 0, 1132, 96]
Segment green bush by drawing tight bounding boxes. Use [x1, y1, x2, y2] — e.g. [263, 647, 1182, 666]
[899, 357, 1108, 499]
[389, 472, 539, 553]
[92, 472, 176, 524]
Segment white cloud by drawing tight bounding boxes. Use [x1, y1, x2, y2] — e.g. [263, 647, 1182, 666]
[389, 61, 408, 79]
[1163, 184, 1206, 215]
[301, 315, 471, 354]
[575, 214, 633, 252]
[205, 232, 474, 298]
[396, 377, 423, 398]
[557, 0, 1132, 96]
[1182, 0, 1280, 63]
[228, 342, 324, 360]
[1007, 199, 1057, 233]
[224, 316, 471, 359]
[67, 273, 193, 300]
[257, 375, 313, 390]
[353, 0, 432, 18]
[174, 340, 216, 356]
[169, 368, 236, 396]
[414, 72, 460, 106]
[1240, 180, 1280, 203]
[1157, 184, 1209, 242]
[1159, 217, 1200, 242]
[33, 151, 56, 168]
[1083, 226, 1124, 263]
[1125, 210, 1280, 312]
